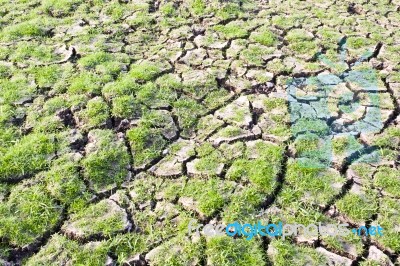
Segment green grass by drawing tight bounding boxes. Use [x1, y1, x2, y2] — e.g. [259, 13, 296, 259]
[42, 0, 83, 17]
[0, 20, 48, 41]
[268, 240, 327, 265]
[181, 177, 234, 217]
[112, 95, 142, 119]
[126, 126, 167, 168]
[206, 236, 265, 265]
[42, 154, 88, 210]
[284, 160, 344, 207]
[0, 181, 62, 247]
[222, 187, 265, 223]
[0, 75, 36, 105]
[62, 199, 129, 239]
[374, 166, 400, 197]
[76, 97, 110, 129]
[0, 133, 55, 181]
[336, 187, 378, 224]
[374, 198, 400, 252]
[129, 61, 162, 81]
[25, 234, 110, 265]
[82, 129, 130, 192]
[250, 28, 277, 46]
[213, 21, 248, 39]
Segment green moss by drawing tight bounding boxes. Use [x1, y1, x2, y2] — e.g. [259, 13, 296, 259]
[288, 41, 318, 54]
[149, 235, 205, 266]
[0, 127, 20, 151]
[190, 0, 206, 15]
[173, 96, 206, 137]
[79, 52, 128, 77]
[216, 3, 242, 20]
[284, 160, 344, 207]
[10, 41, 61, 63]
[321, 227, 364, 257]
[102, 75, 141, 100]
[294, 133, 320, 154]
[347, 37, 374, 49]
[0, 63, 12, 79]
[226, 159, 248, 181]
[127, 11, 154, 28]
[0, 181, 62, 247]
[375, 198, 400, 252]
[292, 118, 330, 136]
[136, 81, 177, 108]
[0, 133, 55, 181]
[108, 233, 147, 264]
[79, 51, 112, 69]
[373, 127, 400, 149]
[286, 29, 314, 42]
[82, 129, 130, 192]
[219, 126, 244, 138]
[160, 2, 176, 17]
[241, 45, 275, 66]
[194, 147, 224, 175]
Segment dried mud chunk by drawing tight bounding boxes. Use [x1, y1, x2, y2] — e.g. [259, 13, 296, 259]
[150, 156, 182, 177]
[215, 95, 252, 128]
[367, 246, 394, 266]
[187, 158, 224, 177]
[180, 48, 207, 66]
[209, 125, 255, 146]
[316, 247, 353, 266]
[62, 199, 131, 240]
[196, 115, 224, 141]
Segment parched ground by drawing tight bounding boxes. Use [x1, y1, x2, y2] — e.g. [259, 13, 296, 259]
[0, 0, 399, 265]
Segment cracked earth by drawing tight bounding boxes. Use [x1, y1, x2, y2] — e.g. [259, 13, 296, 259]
[0, 0, 399, 265]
